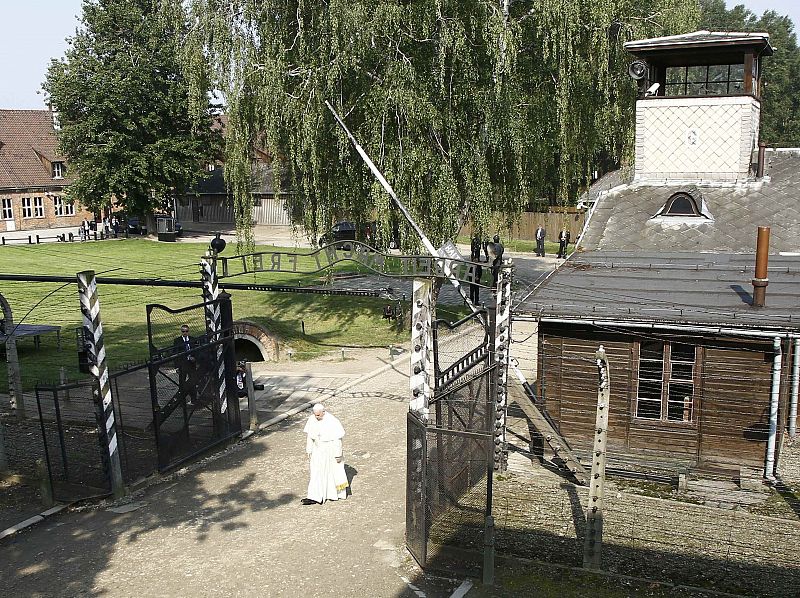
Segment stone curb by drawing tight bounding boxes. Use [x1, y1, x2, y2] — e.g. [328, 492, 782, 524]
[0, 504, 68, 542]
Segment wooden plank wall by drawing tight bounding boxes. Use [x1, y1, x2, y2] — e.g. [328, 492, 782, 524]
[460, 210, 585, 242]
[700, 347, 773, 467]
[539, 335, 631, 454]
[539, 330, 784, 471]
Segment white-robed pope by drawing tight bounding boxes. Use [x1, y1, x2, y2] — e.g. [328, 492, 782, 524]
[302, 403, 349, 505]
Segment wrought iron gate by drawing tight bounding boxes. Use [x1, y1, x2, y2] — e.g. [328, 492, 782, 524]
[146, 298, 240, 470]
[406, 308, 495, 568]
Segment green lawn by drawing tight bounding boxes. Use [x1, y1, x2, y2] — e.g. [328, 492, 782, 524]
[0, 238, 434, 389]
[456, 236, 573, 256]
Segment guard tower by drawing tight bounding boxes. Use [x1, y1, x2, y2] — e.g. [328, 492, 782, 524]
[625, 31, 773, 184]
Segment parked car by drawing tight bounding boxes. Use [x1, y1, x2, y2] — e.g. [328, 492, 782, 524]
[318, 221, 399, 249]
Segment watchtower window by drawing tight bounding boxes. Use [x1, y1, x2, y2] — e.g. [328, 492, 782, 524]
[664, 64, 745, 97]
[662, 193, 700, 216]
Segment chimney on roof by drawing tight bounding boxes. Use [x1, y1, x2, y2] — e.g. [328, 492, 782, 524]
[48, 102, 61, 131]
[752, 226, 770, 307]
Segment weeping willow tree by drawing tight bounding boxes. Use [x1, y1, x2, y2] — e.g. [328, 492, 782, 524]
[184, 0, 698, 252]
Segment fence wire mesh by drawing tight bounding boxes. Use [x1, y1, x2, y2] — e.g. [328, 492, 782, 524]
[35, 380, 111, 501]
[500, 339, 800, 596]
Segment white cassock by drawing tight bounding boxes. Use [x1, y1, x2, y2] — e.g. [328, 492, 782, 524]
[304, 412, 349, 503]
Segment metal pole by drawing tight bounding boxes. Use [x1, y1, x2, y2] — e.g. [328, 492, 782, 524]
[790, 337, 799, 438]
[765, 336, 782, 479]
[77, 270, 125, 498]
[752, 226, 770, 307]
[245, 362, 258, 431]
[325, 101, 476, 309]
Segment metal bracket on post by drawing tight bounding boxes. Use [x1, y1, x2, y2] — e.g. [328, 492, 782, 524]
[409, 278, 434, 421]
[493, 263, 514, 471]
[77, 270, 125, 499]
[583, 345, 611, 569]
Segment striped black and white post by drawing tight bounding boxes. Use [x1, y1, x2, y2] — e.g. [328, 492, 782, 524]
[77, 270, 124, 497]
[493, 262, 514, 471]
[410, 278, 434, 422]
[200, 250, 227, 414]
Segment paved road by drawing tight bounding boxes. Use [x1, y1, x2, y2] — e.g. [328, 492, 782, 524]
[0, 355, 471, 598]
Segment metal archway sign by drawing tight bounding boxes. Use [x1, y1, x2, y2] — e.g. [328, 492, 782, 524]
[215, 240, 495, 289]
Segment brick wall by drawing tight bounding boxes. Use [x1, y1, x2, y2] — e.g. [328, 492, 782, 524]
[0, 190, 94, 232]
[634, 96, 760, 183]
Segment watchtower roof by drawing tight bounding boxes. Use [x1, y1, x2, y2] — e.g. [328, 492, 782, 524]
[625, 30, 773, 57]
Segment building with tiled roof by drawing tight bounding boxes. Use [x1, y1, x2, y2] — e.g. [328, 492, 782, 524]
[514, 32, 800, 481]
[0, 109, 92, 233]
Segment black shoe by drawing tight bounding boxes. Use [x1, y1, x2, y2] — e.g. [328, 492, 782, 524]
[301, 498, 320, 505]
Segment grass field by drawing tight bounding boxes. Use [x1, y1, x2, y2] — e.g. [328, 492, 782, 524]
[0, 238, 449, 389]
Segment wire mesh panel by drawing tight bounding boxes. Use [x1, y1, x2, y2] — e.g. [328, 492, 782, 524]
[424, 426, 491, 568]
[109, 363, 159, 484]
[35, 380, 112, 502]
[146, 299, 240, 471]
[406, 412, 428, 566]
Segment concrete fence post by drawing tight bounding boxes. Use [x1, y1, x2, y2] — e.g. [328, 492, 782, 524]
[77, 270, 125, 498]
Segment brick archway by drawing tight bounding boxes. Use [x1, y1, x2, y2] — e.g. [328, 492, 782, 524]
[232, 320, 280, 361]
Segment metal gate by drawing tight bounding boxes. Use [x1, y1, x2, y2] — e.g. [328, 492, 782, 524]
[406, 308, 495, 568]
[146, 298, 240, 470]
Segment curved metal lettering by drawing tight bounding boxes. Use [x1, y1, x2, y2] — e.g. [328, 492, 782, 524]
[218, 240, 494, 288]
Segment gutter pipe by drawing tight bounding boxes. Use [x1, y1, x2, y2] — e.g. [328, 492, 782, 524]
[514, 316, 796, 340]
[765, 337, 783, 479]
[790, 337, 800, 438]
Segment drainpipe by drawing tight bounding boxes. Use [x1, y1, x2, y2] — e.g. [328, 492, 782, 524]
[752, 226, 770, 308]
[790, 336, 800, 438]
[765, 336, 782, 479]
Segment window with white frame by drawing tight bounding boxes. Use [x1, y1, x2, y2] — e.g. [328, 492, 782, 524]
[636, 341, 696, 422]
[52, 161, 65, 179]
[33, 196, 44, 218]
[52, 196, 75, 216]
[21, 197, 32, 218]
[1, 198, 12, 220]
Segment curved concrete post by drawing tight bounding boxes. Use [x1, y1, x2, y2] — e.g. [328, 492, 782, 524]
[1, 292, 25, 421]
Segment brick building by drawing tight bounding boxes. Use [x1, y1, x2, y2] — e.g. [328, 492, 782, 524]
[0, 109, 93, 232]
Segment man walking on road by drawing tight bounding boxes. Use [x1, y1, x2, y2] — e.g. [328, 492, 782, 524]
[302, 403, 348, 505]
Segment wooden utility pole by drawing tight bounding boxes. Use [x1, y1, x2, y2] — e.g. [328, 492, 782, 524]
[583, 346, 611, 569]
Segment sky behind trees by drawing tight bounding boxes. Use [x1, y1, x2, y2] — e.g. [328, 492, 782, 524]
[1, 1, 798, 110]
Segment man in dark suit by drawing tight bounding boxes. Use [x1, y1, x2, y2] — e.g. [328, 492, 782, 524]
[173, 324, 198, 404]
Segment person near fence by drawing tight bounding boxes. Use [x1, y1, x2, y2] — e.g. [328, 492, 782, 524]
[469, 233, 483, 305]
[490, 234, 504, 288]
[235, 362, 248, 398]
[558, 228, 570, 259]
[173, 323, 198, 404]
[535, 224, 546, 257]
[302, 403, 348, 505]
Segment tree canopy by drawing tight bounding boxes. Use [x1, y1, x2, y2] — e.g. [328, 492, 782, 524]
[44, 0, 221, 217]
[185, 1, 698, 251]
[699, 1, 800, 146]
